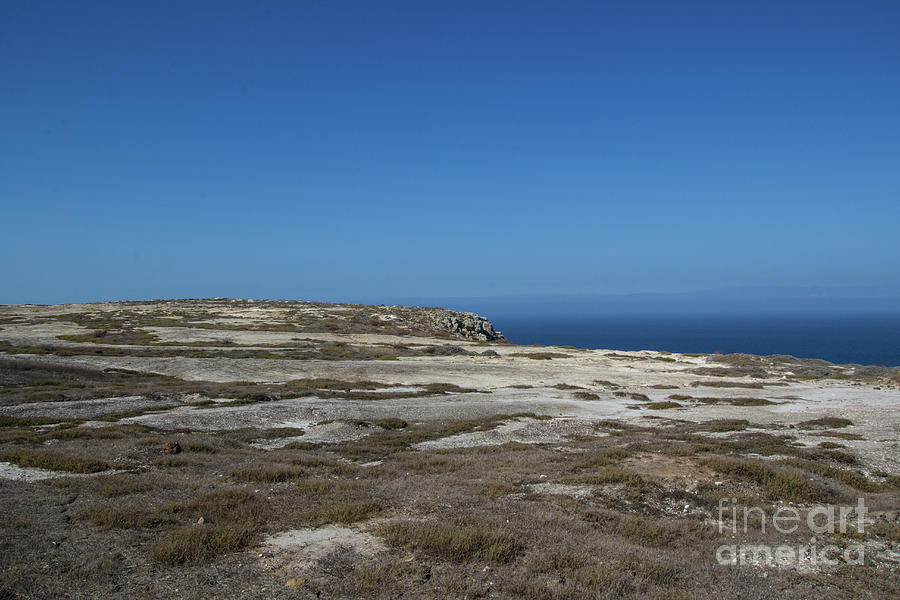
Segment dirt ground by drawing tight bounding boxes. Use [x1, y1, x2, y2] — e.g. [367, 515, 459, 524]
[0, 300, 898, 599]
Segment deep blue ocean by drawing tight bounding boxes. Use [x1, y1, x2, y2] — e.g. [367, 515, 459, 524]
[491, 314, 900, 367]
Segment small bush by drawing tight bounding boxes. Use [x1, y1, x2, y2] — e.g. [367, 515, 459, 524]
[374, 418, 408, 430]
[1, 450, 109, 473]
[170, 488, 265, 525]
[44, 424, 150, 440]
[703, 419, 749, 432]
[527, 547, 588, 573]
[83, 504, 173, 529]
[256, 427, 305, 438]
[729, 397, 774, 406]
[423, 382, 478, 394]
[690, 380, 765, 389]
[182, 440, 217, 453]
[817, 441, 844, 449]
[476, 481, 515, 498]
[578, 448, 630, 467]
[379, 520, 521, 563]
[646, 401, 681, 410]
[231, 464, 307, 483]
[151, 524, 257, 565]
[153, 456, 191, 468]
[0, 416, 65, 427]
[813, 449, 859, 465]
[570, 467, 646, 489]
[92, 475, 151, 498]
[778, 459, 880, 492]
[817, 431, 864, 440]
[798, 417, 853, 429]
[701, 457, 828, 503]
[282, 441, 317, 450]
[614, 514, 712, 549]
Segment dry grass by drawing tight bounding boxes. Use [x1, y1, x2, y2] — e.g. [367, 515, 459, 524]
[645, 401, 682, 410]
[230, 463, 307, 482]
[728, 397, 775, 406]
[667, 394, 773, 406]
[817, 430, 865, 440]
[151, 523, 257, 565]
[476, 481, 515, 498]
[700, 456, 828, 503]
[0, 416, 65, 427]
[374, 418, 408, 430]
[91, 475, 152, 497]
[701, 419, 749, 432]
[379, 520, 521, 563]
[153, 456, 193, 468]
[256, 426, 306, 438]
[180, 439, 218, 453]
[0, 449, 109, 473]
[777, 458, 884, 492]
[302, 501, 381, 526]
[568, 466, 647, 490]
[1, 313, 897, 598]
[689, 380, 766, 389]
[577, 448, 630, 467]
[43, 423, 153, 440]
[594, 512, 715, 549]
[798, 417, 854, 429]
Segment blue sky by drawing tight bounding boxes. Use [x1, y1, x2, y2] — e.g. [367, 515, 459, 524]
[2, 1, 899, 305]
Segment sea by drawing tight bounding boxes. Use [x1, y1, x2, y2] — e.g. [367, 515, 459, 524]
[489, 313, 900, 367]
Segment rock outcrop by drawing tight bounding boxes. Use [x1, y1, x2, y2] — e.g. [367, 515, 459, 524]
[433, 312, 504, 342]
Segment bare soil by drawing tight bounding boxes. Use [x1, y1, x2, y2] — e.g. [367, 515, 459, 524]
[0, 300, 898, 599]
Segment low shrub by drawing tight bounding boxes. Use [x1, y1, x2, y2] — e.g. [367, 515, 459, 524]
[379, 520, 521, 563]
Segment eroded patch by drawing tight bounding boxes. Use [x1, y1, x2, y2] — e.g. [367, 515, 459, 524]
[259, 524, 385, 581]
[414, 417, 601, 450]
[527, 482, 594, 499]
[622, 453, 717, 489]
[0, 461, 118, 482]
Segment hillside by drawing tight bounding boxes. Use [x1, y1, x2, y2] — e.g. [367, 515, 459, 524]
[0, 300, 898, 599]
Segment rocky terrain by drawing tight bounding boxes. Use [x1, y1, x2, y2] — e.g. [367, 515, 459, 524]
[0, 299, 898, 599]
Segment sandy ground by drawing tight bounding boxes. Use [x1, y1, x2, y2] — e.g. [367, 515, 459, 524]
[259, 523, 386, 586]
[2, 302, 898, 472]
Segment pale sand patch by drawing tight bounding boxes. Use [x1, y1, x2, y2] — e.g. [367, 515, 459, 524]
[622, 453, 717, 487]
[250, 420, 372, 449]
[414, 417, 604, 450]
[0, 462, 119, 482]
[259, 524, 386, 580]
[0, 396, 170, 421]
[527, 482, 594, 499]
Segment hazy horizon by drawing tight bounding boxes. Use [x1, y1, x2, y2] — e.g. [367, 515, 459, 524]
[6, 284, 900, 318]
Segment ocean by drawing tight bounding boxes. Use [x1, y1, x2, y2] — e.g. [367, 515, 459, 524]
[490, 313, 900, 367]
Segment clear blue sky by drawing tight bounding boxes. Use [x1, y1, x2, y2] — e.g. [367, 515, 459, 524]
[2, 1, 898, 305]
